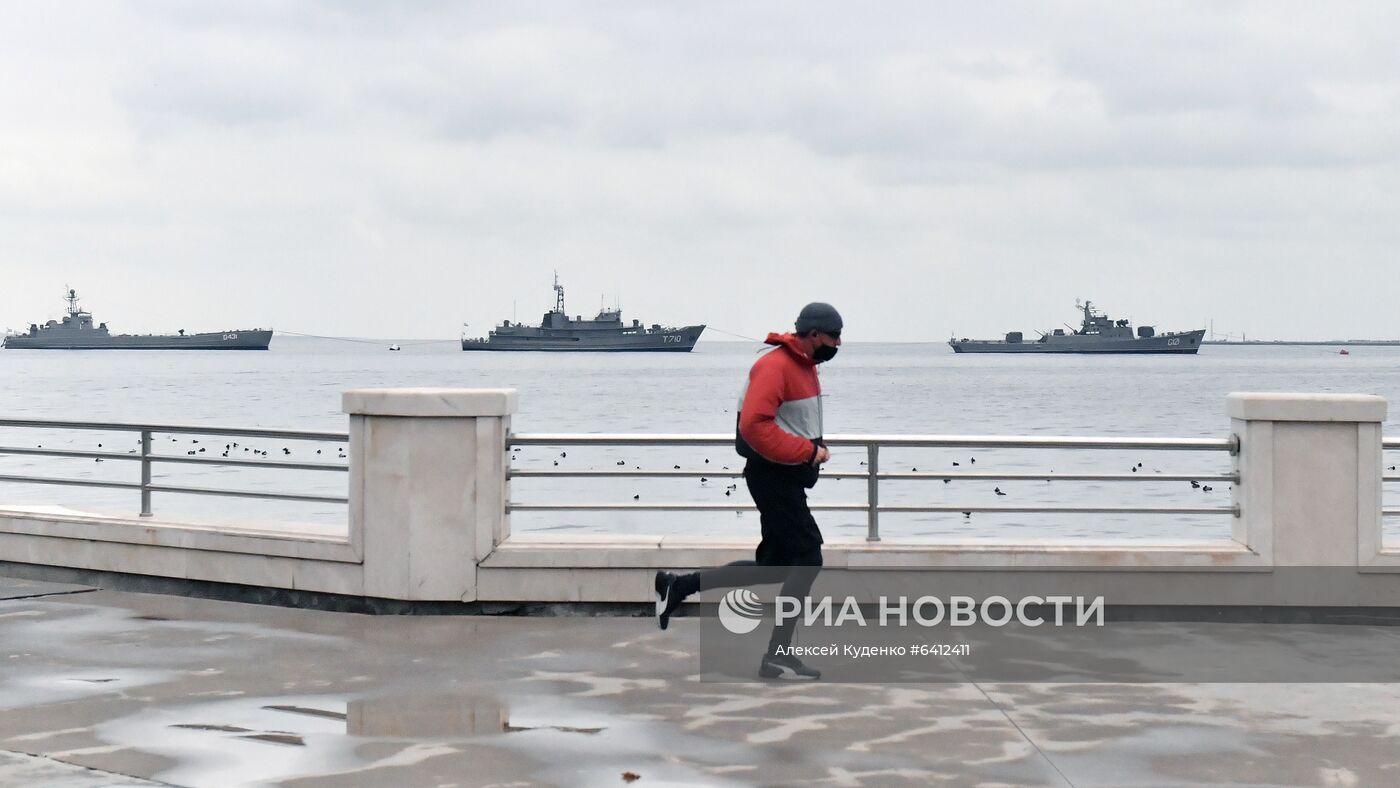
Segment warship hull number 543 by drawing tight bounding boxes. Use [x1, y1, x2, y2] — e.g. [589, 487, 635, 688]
[4, 289, 271, 350]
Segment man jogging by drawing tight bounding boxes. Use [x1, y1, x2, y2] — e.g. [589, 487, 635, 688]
[654, 302, 843, 680]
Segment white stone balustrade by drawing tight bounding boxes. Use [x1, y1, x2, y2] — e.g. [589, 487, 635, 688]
[1229, 393, 1387, 568]
[345, 388, 515, 601]
[0, 390, 1397, 606]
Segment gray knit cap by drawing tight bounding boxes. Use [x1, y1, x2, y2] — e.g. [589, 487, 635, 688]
[795, 302, 843, 334]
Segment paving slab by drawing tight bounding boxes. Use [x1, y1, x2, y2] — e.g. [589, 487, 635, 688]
[1, 587, 1398, 787]
[0, 749, 160, 786]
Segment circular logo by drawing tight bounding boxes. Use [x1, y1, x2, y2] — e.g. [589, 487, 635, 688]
[718, 589, 764, 634]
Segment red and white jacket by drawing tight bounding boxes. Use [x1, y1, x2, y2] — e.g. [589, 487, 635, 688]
[735, 332, 823, 466]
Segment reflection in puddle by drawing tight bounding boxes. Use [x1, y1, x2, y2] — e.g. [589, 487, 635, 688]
[502, 723, 605, 735]
[263, 705, 346, 722]
[239, 733, 305, 747]
[347, 695, 509, 738]
[0, 669, 176, 712]
[96, 696, 361, 787]
[100, 694, 537, 786]
[88, 685, 751, 786]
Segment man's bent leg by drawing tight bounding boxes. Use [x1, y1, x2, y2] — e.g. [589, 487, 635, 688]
[658, 461, 823, 631]
[695, 560, 789, 591]
[656, 560, 791, 630]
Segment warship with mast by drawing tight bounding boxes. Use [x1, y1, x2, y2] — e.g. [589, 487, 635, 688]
[950, 300, 1204, 354]
[3, 289, 272, 350]
[461, 274, 705, 352]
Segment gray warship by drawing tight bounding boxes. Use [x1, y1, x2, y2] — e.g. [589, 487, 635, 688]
[3, 289, 272, 350]
[462, 275, 705, 352]
[949, 300, 1204, 354]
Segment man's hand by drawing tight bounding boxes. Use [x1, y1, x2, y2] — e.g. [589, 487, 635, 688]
[813, 445, 830, 465]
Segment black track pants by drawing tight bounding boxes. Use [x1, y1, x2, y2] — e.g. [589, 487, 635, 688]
[695, 460, 824, 653]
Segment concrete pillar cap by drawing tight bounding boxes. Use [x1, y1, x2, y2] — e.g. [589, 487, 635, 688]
[1227, 392, 1386, 422]
[343, 388, 518, 417]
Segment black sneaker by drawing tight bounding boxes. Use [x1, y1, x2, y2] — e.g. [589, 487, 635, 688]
[759, 653, 821, 681]
[655, 571, 683, 630]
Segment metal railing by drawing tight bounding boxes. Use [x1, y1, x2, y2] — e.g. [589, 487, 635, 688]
[508, 433, 1241, 541]
[1379, 438, 1400, 517]
[0, 418, 349, 517]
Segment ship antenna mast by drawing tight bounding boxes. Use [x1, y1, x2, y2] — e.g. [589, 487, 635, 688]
[553, 271, 565, 314]
[65, 286, 80, 318]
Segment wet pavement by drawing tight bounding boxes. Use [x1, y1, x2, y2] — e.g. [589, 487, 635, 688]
[1, 578, 1398, 787]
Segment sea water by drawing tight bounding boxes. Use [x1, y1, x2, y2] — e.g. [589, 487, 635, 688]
[2, 337, 1397, 543]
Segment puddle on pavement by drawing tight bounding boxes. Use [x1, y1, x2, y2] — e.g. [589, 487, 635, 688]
[95, 695, 361, 787]
[83, 682, 771, 787]
[86, 690, 691, 786]
[0, 669, 178, 712]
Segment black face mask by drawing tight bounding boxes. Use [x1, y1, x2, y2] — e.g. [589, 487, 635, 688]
[813, 344, 839, 363]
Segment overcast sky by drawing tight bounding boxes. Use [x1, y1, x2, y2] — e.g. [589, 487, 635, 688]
[2, 2, 1398, 341]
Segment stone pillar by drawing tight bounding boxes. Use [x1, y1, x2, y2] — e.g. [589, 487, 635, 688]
[1229, 393, 1385, 566]
[344, 388, 516, 601]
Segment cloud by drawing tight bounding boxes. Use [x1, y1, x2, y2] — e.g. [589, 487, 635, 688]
[1, 1, 1398, 340]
